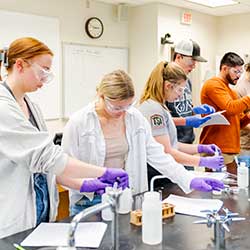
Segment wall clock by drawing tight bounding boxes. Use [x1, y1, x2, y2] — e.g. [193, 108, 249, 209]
[85, 17, 104, 39]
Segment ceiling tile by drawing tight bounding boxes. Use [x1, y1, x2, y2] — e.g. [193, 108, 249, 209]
[97, 0, 250, 16]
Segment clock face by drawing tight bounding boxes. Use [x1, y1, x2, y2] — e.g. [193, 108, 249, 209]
[85, 17, 104, 39]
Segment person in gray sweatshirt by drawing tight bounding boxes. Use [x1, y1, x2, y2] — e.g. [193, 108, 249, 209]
[0, 37, 128, 238]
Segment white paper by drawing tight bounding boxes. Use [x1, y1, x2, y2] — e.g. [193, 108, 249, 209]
[199, 110, 230, 128]
[163, 194, 223, 218]
[21, 222, 107, 248]
[190, 171, 227, 181]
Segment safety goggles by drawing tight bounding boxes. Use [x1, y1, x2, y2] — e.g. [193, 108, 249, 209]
[170, 83, 187, 95]
[104, 97, 135, 113]
[25, 60, 54, 84]
[173, 85, 187, 95]
[31, 62, 54, 84]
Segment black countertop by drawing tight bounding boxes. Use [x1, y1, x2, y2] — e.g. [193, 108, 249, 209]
[1, 184, 250, 250]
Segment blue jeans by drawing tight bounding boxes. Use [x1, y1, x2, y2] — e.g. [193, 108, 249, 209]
[70, 194, 102, 216]
[34, 173, 50, 225]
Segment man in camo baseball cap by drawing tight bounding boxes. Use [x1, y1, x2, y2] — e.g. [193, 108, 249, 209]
[174, 39, 207, 63]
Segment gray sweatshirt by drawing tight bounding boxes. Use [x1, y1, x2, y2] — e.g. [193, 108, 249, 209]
[0, 84, 68, 238]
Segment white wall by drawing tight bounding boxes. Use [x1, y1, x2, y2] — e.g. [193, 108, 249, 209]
[217, 13, 250, 64]
[0, 0, 128, 47]
[128, 3, 159, 98]
[0, 0, 128, 133]
[3, 0, 248, 135]
[158, 4, 217, 66]
[158, 4, 217, 106]
[128, 3, 218, 105]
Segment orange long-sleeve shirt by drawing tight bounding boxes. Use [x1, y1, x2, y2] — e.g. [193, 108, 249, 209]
[200, 76, 250, 153]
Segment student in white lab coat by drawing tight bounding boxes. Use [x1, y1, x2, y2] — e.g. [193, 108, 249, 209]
[0, 37, 128, 238]
[61, 69, 224, 216]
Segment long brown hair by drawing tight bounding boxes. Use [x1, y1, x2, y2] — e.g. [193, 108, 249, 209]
[140, 61, 187, 104]
[0, 37, 53, 80]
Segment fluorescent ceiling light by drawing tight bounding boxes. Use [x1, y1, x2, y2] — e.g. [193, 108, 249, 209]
[187, 0, 238, 8]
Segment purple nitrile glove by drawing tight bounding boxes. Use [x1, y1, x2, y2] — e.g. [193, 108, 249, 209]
[199, 156, 224, 170]
[190, 177, 225, 192]
[198, 144, 222, 155]
[96, 177, 128, 194]
[117, 177, 129, 190]
[193, 104, 215, 115]
[98, 168, 129, 189]
[80, 179, 110, 193]
[185, 116, 211, 128]
[95, 189, 107, 195]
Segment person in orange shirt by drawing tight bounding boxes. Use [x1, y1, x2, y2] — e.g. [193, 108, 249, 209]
[200, 52, 250, 174]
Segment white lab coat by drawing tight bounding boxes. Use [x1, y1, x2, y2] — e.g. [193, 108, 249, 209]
[0, 84, 68, 239]
[62, 102, 194, 206]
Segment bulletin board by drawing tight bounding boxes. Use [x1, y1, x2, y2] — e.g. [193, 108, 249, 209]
[63, 43, 128, 117]
[0, 10, 60, 119]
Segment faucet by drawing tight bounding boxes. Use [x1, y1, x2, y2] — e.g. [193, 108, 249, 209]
[150, 175, 169, 192]
[67, 185, 123, 250]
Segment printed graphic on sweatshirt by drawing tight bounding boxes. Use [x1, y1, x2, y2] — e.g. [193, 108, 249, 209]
[172, 84, 193, 117]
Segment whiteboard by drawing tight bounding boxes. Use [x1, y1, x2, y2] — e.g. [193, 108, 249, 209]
[63, 43, 128, 117]
[0, 10, 60, 119]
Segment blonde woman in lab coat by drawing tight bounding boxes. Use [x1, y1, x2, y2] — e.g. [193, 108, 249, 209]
[61, 69, 224, 216]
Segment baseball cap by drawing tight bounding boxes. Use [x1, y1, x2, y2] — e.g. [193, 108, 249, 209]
[174, 39, 207, 62]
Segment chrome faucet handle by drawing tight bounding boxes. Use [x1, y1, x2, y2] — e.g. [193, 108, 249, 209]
[108, 182, 123, 197]
[106, 182, 123, 210]
[221, 222, 230, 233]
[194, 207, 246, 250]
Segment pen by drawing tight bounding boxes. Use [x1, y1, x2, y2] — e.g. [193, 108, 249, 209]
[225, 172, 237, 179]
[214, 148, 223, 172]
[214, 148, 219, 157]
[223, 178, 237, 185]
[13, 243, 26, 250]
[234, 156, 239, 167]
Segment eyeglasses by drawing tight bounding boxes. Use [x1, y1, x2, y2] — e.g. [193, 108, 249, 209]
[25, 60, 54, 84]
[104, 97, 135, 113]
[230, 68, 243, 76]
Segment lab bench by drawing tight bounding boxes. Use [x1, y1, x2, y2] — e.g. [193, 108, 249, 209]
[1, 184, 250, 250]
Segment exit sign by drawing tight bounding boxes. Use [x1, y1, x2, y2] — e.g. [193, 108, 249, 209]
[181, 11, 192, 25]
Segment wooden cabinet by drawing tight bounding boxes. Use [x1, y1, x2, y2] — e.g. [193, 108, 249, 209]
[56, 185, 69, 221]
